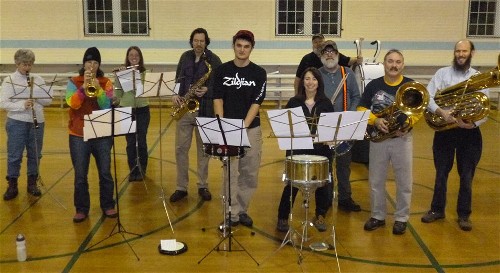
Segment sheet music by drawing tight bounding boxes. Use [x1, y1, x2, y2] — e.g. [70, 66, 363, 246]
[139, 72, 176, 97]
[115, 68, 143, 94]
[195, 117, 251, 147]
[317, 110, 370, 142]
[83, 107, 136, 141]
[267, 107, 314, 150]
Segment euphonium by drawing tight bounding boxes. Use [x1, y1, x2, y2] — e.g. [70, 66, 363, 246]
[424, 54, 500, 131]
[365, 81, 429, 142]
[85, 68, 97, 97]
[171, 54, 212, 120]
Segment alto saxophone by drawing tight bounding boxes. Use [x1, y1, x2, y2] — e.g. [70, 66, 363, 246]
[171, 54, 212, 120]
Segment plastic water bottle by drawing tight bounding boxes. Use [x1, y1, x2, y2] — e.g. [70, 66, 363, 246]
[16, 234, 27, 262]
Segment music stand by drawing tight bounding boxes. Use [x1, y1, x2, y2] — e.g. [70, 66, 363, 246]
[115, 68, 148, 186]
[261, 107, 315, 266]
[309, 110, 369, 271]
[83, 107, 142, 260]
[136, 71, 190, 255]
[3, 74, 67, 209]
[195, 115, 258, 265]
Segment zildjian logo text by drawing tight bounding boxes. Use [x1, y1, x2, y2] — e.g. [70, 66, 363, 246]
[222, 73, 256, 89]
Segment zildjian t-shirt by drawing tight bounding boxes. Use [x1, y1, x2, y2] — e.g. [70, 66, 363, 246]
[212, 61, 267, 128]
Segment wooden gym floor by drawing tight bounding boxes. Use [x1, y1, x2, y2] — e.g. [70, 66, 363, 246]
[0, 106, 498, 273]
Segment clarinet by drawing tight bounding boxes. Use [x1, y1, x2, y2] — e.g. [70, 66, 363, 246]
[26, 72, 39, 129]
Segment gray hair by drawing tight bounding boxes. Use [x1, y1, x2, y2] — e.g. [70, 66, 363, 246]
[383, 49, 404, 62]
[14, 49, 35, 64]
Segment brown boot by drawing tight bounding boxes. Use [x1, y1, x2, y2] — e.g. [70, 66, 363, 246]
[27, 175, 41, 197]
[3, 177, 18, 201]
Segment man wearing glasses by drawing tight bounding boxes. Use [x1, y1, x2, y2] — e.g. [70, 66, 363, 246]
[319, 40, 362, 213]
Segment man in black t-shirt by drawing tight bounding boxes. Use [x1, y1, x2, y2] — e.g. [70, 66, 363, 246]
[357, 49, 420, 236]
[294, 34, 361, 93]
[212, 30, 266, 228]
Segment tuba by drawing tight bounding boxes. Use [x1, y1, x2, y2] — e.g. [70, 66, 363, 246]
[85, 68, 97, 97]
[424, 54, 500, 131]
[365, 81, 429, 142]
[171, 53, 212, 120]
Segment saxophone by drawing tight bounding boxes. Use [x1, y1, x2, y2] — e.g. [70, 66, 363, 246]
[171, 54, 212, 120]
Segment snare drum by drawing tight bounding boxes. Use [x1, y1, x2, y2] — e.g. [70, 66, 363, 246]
[204, 144, 245, 158]
[285, 154, 329, 191]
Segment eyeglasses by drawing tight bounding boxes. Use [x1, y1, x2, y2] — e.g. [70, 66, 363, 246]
[322, 50, 337, 55]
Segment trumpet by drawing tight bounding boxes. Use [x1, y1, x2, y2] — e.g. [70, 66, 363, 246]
[85, 68, 97, 97]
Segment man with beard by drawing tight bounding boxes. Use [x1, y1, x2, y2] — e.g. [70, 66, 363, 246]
[294, 34, 361, 93]
[357, 49, 420, 235]
[421, 39, 489, 231]
[318, 40, 362, 212]
[170, 28, 222, 202]
[212, 30, 266, 228]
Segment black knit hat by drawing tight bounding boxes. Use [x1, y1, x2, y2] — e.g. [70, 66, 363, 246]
[82, 47, 101, 64]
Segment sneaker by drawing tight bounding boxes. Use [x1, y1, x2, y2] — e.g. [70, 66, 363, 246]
[239, 213, 253, 227]
[313, 215, 327, 232]
[104, 208, 118, 218]
[198, 188, 212, 201]
[458, 218, 472, 231]
[421, 211, 445, 223]
[338, 198, 361, 212]
[169, 190, 187, 202]
[364, 217, 386, 231]
[73, 212, 88, 223]
[393, 221, 407, 235]
[276, 219, 289, 232]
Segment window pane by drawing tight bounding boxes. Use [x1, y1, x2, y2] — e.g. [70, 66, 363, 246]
[85, 0, 149, 35]
[467, 0, 498, 37]
[276, 0, 341, 36]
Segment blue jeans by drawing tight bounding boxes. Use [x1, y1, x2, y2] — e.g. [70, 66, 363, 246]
[6, 118, 44, 178]
[126, 106, 150, 176]
[69, 135, 114, 214]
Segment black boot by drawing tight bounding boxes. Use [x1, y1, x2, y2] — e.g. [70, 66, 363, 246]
[27, 175, 41, 197]
[3, 177, 18, 201]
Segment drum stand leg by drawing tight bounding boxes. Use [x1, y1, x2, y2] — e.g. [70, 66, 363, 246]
[300, 190, 313, 247]
[260, 184, 306, 266]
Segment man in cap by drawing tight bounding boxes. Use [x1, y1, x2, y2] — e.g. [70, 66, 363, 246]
[318, 40, 362, 212]
[294, 34, 362, 93]
[212, 30, 266, 228]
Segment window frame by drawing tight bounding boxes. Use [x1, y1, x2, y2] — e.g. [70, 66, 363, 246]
[275, 0, 343, 37]
[83, 0, 150, 36]
[467, 0, 499, 37]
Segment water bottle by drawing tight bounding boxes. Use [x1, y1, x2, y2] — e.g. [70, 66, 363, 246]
[16, 234, 27, 262]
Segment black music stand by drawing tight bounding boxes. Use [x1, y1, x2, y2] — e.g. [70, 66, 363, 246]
[83, 107, 142, 260]
[4, 74, 67, 208]
[137, 71, 190, 254]
[309, 110, 369, 271]
[261, 107, 315, 266]
[195, 115, 258, 265]
[115, 68, 148, 185]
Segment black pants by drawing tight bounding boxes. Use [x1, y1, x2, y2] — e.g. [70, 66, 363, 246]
[430, 127, 482, 219]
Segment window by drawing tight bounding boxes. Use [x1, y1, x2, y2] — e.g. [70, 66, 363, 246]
[276, 0, 342, 36]
[83, 0, 150, 36]
[468, 0, 499, 37]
